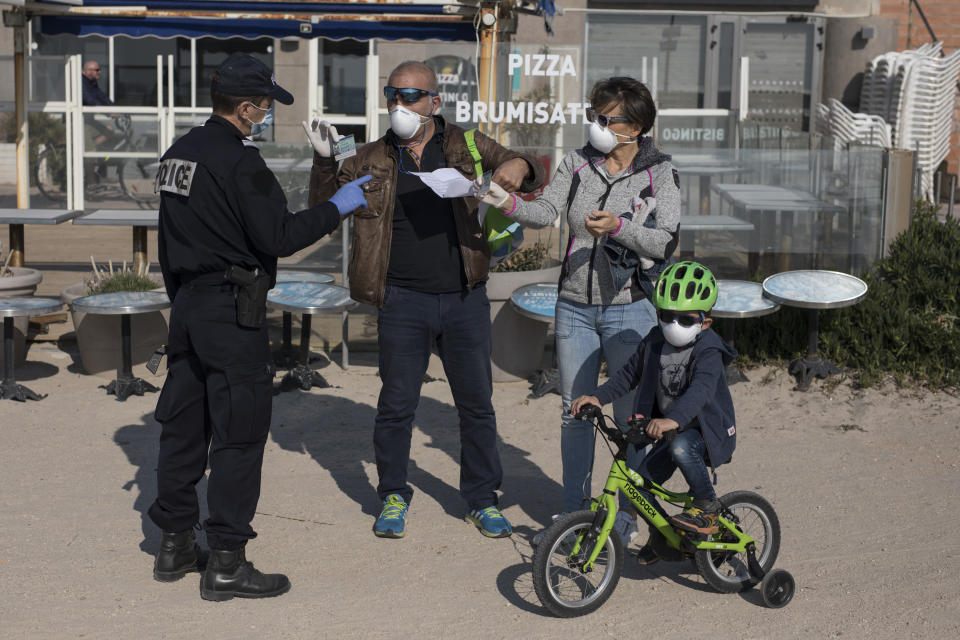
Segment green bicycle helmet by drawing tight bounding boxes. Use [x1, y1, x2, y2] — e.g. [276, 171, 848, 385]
[653, 261, 718, 312]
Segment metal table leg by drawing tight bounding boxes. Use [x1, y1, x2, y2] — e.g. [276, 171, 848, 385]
[722, 319, 748, 385]
[788, 308, 840, 391]
[0, 316, 45, 401]
[273, 311, 298, 368]
[102, 313, 159, 401]
[279, 312, 330, 392]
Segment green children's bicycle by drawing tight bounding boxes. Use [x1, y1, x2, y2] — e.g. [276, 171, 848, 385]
[531, 405, 795, 617]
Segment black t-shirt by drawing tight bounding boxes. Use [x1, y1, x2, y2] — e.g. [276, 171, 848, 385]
[385, 121, 467, 294]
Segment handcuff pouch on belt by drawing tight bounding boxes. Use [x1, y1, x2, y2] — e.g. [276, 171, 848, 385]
[224, 265, 270, 328]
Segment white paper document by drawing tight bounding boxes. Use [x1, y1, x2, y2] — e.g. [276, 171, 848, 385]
[411, 168, 476, 198]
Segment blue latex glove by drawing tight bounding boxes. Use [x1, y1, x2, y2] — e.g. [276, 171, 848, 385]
[329, 174, 372, 216]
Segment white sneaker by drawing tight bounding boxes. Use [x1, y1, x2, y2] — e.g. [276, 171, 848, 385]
[531, 513, 565, 547]
[613, 511, 639, 545]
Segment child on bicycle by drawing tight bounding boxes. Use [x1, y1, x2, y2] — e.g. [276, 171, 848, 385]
[570, 261, 737, 564]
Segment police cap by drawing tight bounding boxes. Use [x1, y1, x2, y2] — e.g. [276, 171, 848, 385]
[213, 53, 293, 105]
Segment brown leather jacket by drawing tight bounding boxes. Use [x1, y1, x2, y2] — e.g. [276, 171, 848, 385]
[308, 117, 545, 307]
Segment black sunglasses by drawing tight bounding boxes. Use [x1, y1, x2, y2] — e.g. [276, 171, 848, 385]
[658, 310, 704, 328]
[383, 86, 438, 105]
[585, 107, 630, 128]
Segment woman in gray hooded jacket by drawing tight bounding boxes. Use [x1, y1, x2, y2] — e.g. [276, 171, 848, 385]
[479, 77, 680, 521]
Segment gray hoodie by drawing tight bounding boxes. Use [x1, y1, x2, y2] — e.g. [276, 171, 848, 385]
[504, 138, 680, 305]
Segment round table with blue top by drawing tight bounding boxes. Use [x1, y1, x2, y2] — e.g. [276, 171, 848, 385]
[762, 270, 868, 390]
[272, 270, 336, 368]
[71, 290, 170, 401]
[1, 297, 63, 401]
[266, 281, 356, 391]
[509, 282, 557, 323]
[713, 280, 781, 385]
[509, 283, 559, 397]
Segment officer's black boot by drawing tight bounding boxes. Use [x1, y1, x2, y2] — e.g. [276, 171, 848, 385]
[200, 547, 291, 602]
[153, 529, 206, 582]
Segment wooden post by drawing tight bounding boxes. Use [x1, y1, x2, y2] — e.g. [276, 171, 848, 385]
[11, 16, 28, 267]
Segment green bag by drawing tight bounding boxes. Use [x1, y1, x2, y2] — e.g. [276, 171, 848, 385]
[463, 128, 523, 260]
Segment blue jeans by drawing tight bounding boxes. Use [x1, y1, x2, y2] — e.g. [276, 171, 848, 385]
[374, 284, 502, 510]
[638, 428, 716, 501]
[556, 297, 657, 512]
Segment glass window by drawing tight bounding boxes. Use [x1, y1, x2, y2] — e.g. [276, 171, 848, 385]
[195, 37, 273, 107]
[319, 39, 367, 115]
[743, 22, 814, 131]
[586, 14, 706, 108]
[31, 29, 109, 102]
[113, 36, 176, 106]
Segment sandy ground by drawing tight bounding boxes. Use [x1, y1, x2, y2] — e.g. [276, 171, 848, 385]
[3, 217, 959, 638]
[2, 333, 959, 639]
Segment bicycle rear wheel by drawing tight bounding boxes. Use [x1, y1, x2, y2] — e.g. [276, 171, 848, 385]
[695, 490, 781, 593]
[532, 510, 623, 617]
[34, 144, 67, 202]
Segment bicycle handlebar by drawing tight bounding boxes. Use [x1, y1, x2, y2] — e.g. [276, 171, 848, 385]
[573, 405, 675, 448]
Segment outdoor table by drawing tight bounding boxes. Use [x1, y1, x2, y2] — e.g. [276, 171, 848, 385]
[73, 210, 158, 274]
[71, 290, 170, 401]
[1, 297, 63, 401]
[272, 270, 336, 368]
[509, 283, 559, 398]
[762, 270, 868, 391]
[671, 153, 750, 214]
[712, 184, 847, 272]
[712, 280, 780, 385]
[678, 214, 757, 273]
[0, 208, 83, 267]
[266, 282, 356, 391]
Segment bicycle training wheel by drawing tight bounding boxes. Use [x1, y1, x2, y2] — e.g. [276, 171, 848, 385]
[34, 144, 67, 202]
[118, 158, 159, 209]
[695, 490, 781, 593]
[531, 510, 623, 617]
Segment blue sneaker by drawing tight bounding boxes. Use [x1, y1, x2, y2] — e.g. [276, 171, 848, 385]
[466, 506, 512, 538]
[373, 494, 408, 538]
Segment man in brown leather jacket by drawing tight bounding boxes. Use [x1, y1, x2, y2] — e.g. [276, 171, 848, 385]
[307, 60, 544, 539]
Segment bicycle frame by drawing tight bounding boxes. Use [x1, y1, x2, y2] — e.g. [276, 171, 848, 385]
[574, 457, 758, 571]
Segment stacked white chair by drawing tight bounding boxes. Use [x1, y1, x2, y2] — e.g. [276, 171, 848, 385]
[815, 98, 891, 150]
[857, 42, 960, 200]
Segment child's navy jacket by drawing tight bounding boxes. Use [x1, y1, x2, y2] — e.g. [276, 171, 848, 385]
[594, 325, 738, 467]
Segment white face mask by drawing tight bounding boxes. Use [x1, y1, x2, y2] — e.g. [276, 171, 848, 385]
[389, 104, 431, 140]
[660, 319, 702, 348]
[587, 121, 637, 155]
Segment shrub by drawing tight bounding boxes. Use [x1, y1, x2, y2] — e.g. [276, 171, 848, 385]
[723, 200, 960, 389]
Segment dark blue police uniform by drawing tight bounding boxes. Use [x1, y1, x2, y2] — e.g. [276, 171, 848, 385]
[148, 114, 340, 551]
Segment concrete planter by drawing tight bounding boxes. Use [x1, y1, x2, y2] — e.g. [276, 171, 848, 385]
[0, 267, 43, 366]
[61, 281, 170, 377]
[486, 261, 561, 382]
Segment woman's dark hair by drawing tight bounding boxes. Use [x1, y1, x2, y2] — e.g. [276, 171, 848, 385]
[209, 72, 268, 115]
[589, 77, 657, 135]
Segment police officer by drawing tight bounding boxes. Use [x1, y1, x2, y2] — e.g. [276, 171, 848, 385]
[148, 53, 370, 601]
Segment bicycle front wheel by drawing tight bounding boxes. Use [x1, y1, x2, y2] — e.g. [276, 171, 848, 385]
[695, 490, 781, 593]
[532, 510, 623, 617]
[118, 158, 158, 209]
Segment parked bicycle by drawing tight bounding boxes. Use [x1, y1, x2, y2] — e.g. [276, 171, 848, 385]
[34, 114, 159, 209]
[531, 404, 795, 617]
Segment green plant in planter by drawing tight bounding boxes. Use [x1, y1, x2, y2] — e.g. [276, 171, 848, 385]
[490, 241, 549, 272]
[86, 257, 157, 294]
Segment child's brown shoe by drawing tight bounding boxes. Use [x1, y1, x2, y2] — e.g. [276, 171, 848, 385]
[669, 504, 719, 535]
